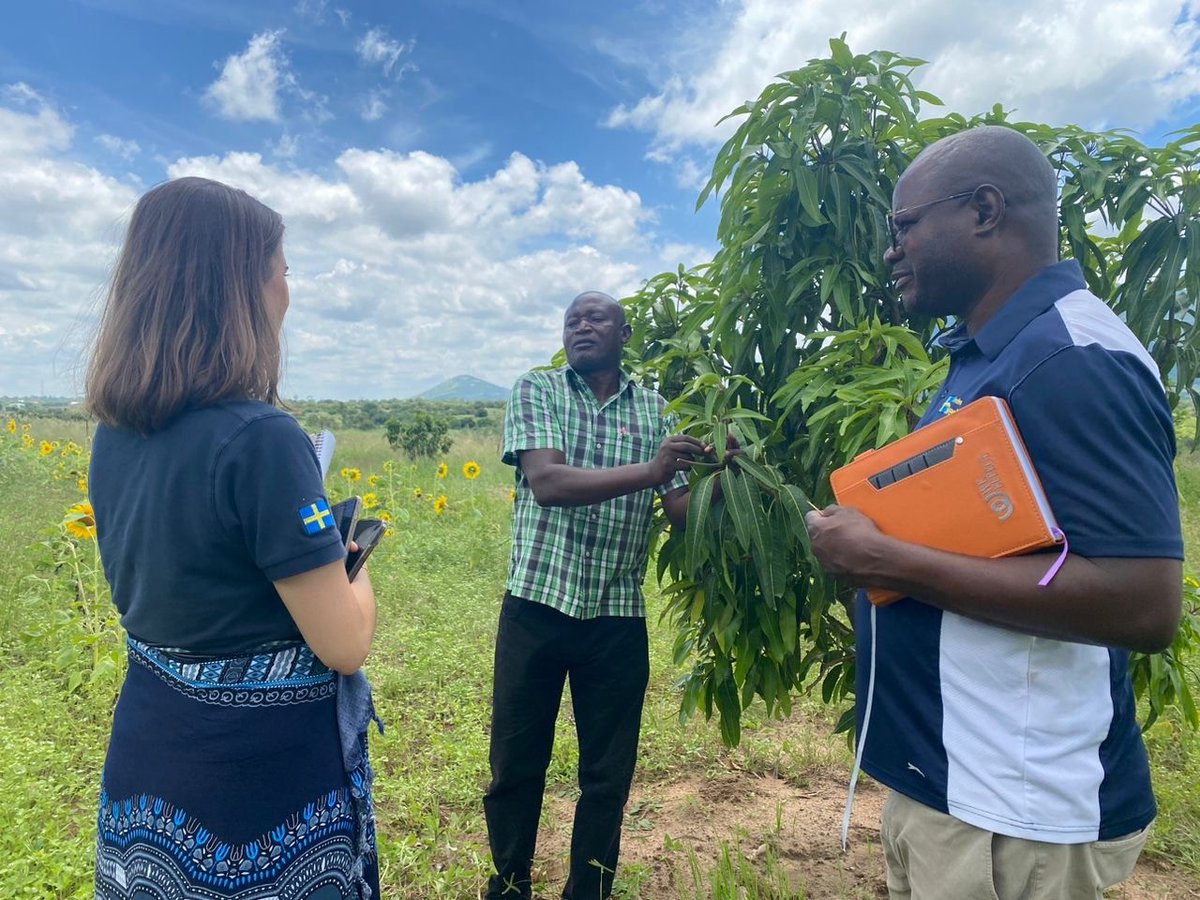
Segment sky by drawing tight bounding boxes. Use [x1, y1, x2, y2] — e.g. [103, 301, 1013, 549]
[2, 0, 1198, 399]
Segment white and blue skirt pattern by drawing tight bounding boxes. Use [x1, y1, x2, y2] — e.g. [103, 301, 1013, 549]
[95, 639, 379, 899]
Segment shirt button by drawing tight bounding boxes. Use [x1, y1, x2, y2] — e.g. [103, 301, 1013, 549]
[596, 442, 602, 449]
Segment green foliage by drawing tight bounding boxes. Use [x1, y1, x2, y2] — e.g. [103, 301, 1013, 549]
[1132, 576, 1200, 731]
[3, 420, 1200, 894]
[626, 35, 1200, 744]
[294, 398, 503, 434]
[386, 409, 454, 459]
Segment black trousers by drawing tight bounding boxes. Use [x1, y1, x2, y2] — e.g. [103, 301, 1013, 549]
[483, 593, 650, 900]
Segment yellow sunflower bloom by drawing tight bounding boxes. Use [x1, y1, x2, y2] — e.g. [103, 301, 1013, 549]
[64, 501, 97, 540]
[436, 462, 448, 479]
[339, 467, 362, 482]
[462, 460, 481, 480]
[368, 474, 380, 487]
[78, 475, 89, 494]
[433, 495, 448, 515]
[378, 511, 392, 524]
[413, 488, 423, 498]
[22, 434, 33, 448]
[6, 419, 14, 433]
[21, 423, 30, 434]
[363, 492, 378, 509]
[39, 440, 54, 456]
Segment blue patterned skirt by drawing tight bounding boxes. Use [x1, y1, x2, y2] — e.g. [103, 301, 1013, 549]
[95, 639, 379, 899]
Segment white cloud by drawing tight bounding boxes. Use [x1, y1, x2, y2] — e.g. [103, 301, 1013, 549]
[361, 89, 387, 122]
[95, 134, 140, 161]
[292, 0, 327, 22]
[606, 0, 1200, 155]
[0, 83, 72, 158]
[0, 93, 139, 397]
[273, 133, 300, 159]
[658, 241, 717, 271]
[1, 93, 668, 398]
[204, 31, 291, 123]
[356, 28, 416, 79]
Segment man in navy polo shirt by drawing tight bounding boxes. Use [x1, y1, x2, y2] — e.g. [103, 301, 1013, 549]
[806, 126, 1183, 899]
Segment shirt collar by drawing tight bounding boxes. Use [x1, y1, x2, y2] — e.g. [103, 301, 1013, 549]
[565, 365, 632, 404]
[935, 260, 1086, 360]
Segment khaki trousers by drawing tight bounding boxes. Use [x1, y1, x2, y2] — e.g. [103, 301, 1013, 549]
[881, 790, 1150, 900]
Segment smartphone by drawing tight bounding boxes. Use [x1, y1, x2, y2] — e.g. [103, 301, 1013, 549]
[346, 518, 386, 581]
[330, 496, 362, 547]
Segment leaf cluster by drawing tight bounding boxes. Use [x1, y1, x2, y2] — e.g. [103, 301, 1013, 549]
[626, 36, 1200, 744]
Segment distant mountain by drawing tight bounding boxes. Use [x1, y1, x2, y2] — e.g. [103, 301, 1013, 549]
[417, 375, 509, 402]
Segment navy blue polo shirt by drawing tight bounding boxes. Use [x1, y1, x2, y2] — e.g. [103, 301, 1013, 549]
[91, 400, 346, 655]
[855, 260, 1183, 843]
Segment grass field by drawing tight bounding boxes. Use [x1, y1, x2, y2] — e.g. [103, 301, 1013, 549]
[0, 415, 1197, 898]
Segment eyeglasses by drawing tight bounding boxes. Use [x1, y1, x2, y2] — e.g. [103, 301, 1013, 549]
[886, 189, 978, 252]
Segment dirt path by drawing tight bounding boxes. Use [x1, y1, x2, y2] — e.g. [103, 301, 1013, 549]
[527, 770, 1200, 898]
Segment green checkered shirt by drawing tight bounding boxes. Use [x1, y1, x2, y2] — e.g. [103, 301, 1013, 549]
[502, 366, 687, 619]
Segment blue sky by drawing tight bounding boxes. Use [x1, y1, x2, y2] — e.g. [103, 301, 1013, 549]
[2, 0, 1198, 398]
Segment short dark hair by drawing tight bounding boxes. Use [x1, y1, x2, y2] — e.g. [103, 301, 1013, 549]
[910, 126, 1059, 254]
[86, 177, 285, 432]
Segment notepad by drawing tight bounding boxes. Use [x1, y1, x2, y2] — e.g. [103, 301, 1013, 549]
[829, 396, 1064, 605]
[308, 430, 336, 479]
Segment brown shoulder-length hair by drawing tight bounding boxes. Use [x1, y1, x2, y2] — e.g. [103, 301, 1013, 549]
[86, 176, 285, 433]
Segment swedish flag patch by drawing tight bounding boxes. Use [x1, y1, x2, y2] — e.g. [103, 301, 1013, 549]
[299, 498, 334, 535]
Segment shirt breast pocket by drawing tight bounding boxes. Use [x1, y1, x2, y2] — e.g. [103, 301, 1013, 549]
[617, 435, 657, 467]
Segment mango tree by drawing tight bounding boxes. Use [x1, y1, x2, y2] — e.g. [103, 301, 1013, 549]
[627, 37, 1200, 744]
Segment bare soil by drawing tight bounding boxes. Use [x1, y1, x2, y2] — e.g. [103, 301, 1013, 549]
[525, 767, 1200, 899]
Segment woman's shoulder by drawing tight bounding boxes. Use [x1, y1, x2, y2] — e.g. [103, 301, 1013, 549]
[185, 400, 301, 437]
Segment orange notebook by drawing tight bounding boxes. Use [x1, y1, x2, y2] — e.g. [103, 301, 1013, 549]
[829, 396, 1064, 605]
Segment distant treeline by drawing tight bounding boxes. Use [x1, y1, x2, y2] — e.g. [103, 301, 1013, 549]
[292, 398, 505, 433]
[0, 398, 89, 420]
[1, 397, 506, 433]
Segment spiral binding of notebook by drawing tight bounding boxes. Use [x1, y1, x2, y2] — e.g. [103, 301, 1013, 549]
[308, 430, 336, 479]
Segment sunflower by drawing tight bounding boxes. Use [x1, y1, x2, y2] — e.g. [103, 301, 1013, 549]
[39, 440, 54, 456]
[436, 462, 448, 479]
[64, 501, 97, 540]
[368, 474, 380, 487]
[77, 474, 89, 494]
[413, 487, 423, 499]
[433, 495, 448, 515]
[340, 467, 362, 482]
[462, 460, 481, 480]
[378, 511, 392, 524]
[363, 492, 378, 509]
[22, 434, 33, 448]
[6, 419, 14, 433]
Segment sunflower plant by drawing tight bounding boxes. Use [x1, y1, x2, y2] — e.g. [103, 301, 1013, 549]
[23, 500, 124, 698]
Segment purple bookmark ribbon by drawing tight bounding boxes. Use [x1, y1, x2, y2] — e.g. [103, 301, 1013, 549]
[1037, 528, 1069, 586]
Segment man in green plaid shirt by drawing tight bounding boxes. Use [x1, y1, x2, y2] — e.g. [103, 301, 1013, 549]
[484, 291, 728, 900]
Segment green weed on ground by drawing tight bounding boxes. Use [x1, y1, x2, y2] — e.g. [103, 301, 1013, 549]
[0, 419, 1198, 898]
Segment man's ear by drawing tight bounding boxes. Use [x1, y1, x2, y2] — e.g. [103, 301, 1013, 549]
[973, 184, 1006, 236]
[621, 323, 632, 345]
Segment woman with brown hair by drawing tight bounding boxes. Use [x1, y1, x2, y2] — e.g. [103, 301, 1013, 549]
[87, 176, 380, 899]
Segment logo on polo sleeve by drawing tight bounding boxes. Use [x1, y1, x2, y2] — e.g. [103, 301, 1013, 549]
[299, 498, 334, 534]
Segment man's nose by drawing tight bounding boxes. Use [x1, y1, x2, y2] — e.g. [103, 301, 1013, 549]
[883, 243, 903, 266]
